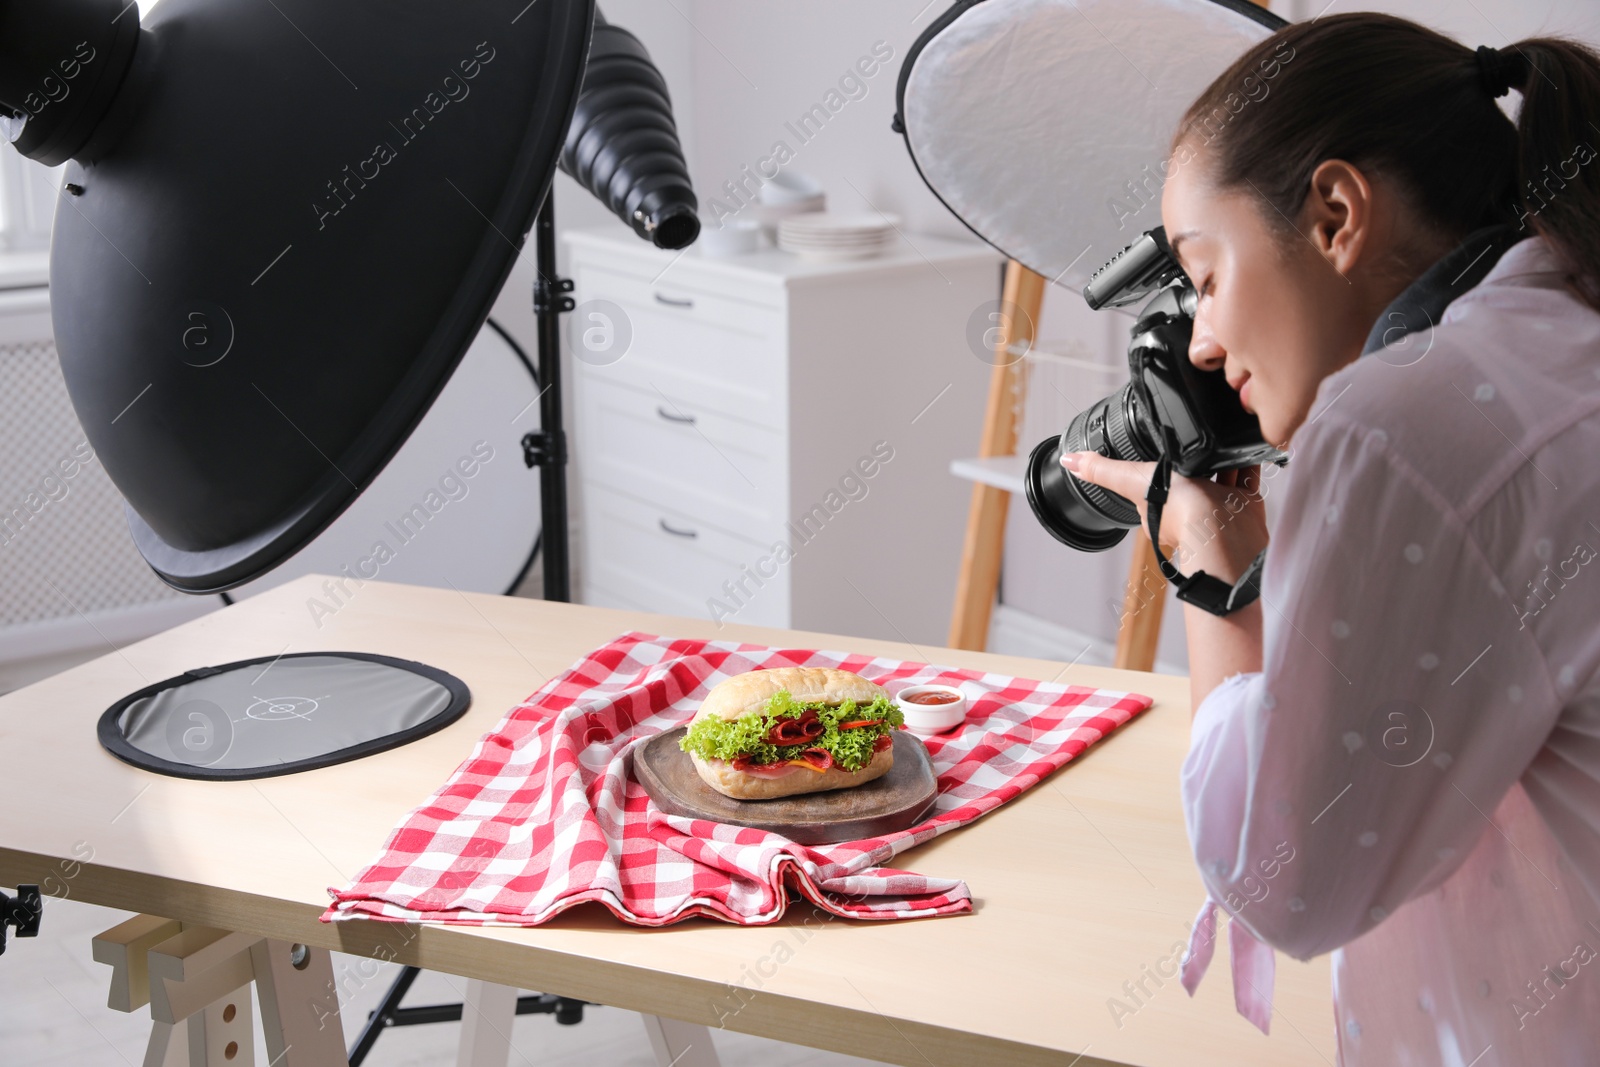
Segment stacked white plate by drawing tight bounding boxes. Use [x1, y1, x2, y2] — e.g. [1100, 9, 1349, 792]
[777, 212, 899, 261]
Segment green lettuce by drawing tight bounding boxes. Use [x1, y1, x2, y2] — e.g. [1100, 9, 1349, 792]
[679, 690, 904, 772]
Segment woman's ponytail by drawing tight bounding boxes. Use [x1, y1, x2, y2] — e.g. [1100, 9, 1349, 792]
[1177, 14, 1600, 311]
[1505, 37, 1600, 308]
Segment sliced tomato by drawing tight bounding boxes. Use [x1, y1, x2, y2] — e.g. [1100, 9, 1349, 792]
[838, 719, 883, 730]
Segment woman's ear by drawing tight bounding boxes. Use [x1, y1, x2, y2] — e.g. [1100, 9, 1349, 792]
[1301, 159, 1375, 278]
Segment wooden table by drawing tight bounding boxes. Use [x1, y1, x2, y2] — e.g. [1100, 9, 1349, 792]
[0, 575, 1335, 1066]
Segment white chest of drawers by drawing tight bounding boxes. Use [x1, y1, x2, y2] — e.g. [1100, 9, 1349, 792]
[563, 225, 999, 647]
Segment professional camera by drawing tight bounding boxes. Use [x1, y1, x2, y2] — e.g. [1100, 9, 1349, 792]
[1023, 227, 1289, 551]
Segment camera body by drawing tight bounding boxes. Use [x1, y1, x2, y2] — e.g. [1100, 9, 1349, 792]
[1024, 227, 1288, 552]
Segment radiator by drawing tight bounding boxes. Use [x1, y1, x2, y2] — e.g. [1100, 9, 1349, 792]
[0, 287, 214, 693]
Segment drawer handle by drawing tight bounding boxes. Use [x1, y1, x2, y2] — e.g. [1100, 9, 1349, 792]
[659, 518, 699, 539]
[656, 405, 697, 425]
[653, 292, 695, 308]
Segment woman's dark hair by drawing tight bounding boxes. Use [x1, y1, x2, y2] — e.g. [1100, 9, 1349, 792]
[1176, 12, 1600, 309]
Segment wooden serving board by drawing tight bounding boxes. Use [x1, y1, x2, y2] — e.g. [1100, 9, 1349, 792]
[634, 728, 939, 845]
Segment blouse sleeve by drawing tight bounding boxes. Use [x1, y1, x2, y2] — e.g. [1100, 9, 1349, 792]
[1180, 414, 1560, 961]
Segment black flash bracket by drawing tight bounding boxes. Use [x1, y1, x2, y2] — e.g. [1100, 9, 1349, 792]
[0, 884, 42, 956]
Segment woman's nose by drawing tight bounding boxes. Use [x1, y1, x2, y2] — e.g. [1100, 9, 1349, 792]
[1189, 316, 1226, 371]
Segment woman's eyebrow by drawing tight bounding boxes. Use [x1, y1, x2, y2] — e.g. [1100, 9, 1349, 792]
[1168, 229, 1201, 262]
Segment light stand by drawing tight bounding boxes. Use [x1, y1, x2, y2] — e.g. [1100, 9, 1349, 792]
[525, 194, 574, 601]
[347, 967, 586, 1067]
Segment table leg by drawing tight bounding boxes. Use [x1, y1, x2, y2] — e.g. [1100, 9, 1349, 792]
[95, 915, 349, 1067]
[97, 916, 720, 1067]
[641, 1015, 722, 1067]
[251, 939, 349, 1066]
[143, 1019, 188, 1067]
[137, 983, 254, 1067]
[189, 988, 256, 1066]
[456, 979, 518, 1067]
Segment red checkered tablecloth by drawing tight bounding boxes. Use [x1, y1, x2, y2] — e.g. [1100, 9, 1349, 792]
[323, 632, 1154, 927]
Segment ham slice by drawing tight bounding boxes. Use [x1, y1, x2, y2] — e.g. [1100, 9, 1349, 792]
[728, 756, 803, 779]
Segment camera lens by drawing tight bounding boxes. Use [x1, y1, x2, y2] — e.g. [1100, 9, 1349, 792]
[1023, 382, 1156, 552]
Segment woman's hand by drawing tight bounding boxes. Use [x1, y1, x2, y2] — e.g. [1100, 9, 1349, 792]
[1063, 452, 1269, 717]
[1060, 453, 1269, 582]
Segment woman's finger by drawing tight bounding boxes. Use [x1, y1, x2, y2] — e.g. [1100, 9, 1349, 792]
[1238, 464, 1263, 497]
[1061, 452, 1157, 503]
[1214, 465, 1266, 497]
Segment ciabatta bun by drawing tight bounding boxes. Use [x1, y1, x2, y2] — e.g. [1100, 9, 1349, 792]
[693, 667, 888, 724]
[688, 667, 895, 801]
[689, 743, 894, 801]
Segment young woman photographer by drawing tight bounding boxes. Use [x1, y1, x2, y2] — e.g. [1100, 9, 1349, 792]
[1066, 13, 1600, 1064]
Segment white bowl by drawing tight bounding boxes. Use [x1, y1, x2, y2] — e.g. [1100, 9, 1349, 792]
[895, 683, 968, 737]
[697, 217, 761, 257]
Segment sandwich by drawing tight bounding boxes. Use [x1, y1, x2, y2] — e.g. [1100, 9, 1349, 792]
[678, 667, 905, 800]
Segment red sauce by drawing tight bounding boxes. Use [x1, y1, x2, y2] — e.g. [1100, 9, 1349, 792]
[904, 690, 960, 705]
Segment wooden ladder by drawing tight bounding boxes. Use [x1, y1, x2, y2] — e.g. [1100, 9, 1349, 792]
[947, 258, 1168, 670]
[946, 0, 1280, 667]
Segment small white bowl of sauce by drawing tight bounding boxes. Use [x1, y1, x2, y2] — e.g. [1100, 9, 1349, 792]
[895, 684, 968, 737]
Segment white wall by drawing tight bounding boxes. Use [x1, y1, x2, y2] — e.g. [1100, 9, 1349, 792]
[685, 1, 979, 241]
[1282, 0, 1600, 42]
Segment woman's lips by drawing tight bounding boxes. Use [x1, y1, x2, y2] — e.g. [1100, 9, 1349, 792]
[1238, 374, 1254, 413]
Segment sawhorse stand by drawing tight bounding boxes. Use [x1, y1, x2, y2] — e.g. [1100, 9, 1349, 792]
[91, 913, 723, 1067]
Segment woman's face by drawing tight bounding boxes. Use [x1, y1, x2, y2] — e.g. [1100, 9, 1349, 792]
[1159, 146, 1388, 446]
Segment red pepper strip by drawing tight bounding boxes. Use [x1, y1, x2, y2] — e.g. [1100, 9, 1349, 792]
[838, 719, 882, 730]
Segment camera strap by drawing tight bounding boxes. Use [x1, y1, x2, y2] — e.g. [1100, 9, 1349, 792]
[1143, 455, 1266, 617]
